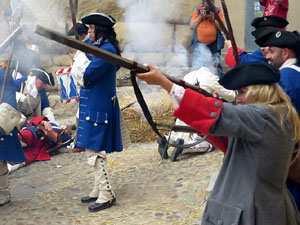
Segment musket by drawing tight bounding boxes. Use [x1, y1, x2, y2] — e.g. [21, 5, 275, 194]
[0, 25, 23, 55]
[35, 25, 214, 149]
[69, 0, 79, 39]
[46, 137, 74, 154]
[35, 25, 215, 98]
[156, 123, 200, 134]
[220, 0, 240, 66]
[121, 100, 137, 111]
[205, 0, 230, 39]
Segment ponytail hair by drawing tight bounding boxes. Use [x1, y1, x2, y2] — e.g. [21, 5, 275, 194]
[94, 25, 121, 56]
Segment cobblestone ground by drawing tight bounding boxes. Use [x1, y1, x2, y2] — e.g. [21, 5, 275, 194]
[0, 143, 223, 225]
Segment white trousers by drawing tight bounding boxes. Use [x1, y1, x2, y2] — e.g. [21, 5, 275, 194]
[0, 160, 10, 205]
[86, 150, 115, 204]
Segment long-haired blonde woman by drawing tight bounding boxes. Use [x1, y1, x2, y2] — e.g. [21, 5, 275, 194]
[137, 63, 300, 225]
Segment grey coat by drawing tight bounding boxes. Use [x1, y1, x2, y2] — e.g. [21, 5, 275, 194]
[202, 103, 300, 225]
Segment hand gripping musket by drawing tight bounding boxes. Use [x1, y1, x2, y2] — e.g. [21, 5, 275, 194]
[205, 0, 241, 66]
[0, 25, 24, 104]
[35, 25, 211, 150]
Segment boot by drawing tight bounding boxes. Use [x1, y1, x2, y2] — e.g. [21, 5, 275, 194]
[88, 155, 116, 212]
[0, 161, 10, 207]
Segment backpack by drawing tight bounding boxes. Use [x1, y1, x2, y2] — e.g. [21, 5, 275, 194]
[191, 5, 225, 51]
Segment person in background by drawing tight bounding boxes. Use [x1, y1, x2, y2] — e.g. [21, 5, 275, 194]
[225, 15, 288, 68]
[260, 0, 289, 19]
[15, 68, 56, 129]
[67, 22, 89, 42]
[136, 62, 300, 224]
[163, 66, 236, 161]
[190, 0, 225, 76]
[76, 13, 123, 212]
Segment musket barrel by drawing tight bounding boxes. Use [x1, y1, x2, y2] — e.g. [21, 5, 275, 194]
[0, 25, 23, 55]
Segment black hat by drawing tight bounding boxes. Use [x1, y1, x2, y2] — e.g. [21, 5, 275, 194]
[255, 30, 300, 54]
[81, 13, 116, 27]
[219, 63, 280, 90]
[67, 23, 88, 36]
[31, 68, 55, 86]
[251, 16, 288, 29]
[251, 27, 279, 39]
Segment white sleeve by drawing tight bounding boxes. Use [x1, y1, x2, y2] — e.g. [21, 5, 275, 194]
[42, 107, 55, 122]
[168, 84, 185, 110]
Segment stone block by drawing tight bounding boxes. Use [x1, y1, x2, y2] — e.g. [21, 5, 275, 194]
[40, 55, 53, 68]
[175, 25, 193, 49]
[53, 55, 73, 67]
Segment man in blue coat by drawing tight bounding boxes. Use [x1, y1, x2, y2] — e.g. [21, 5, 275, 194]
[256, 29, 300, 210]
[0, 62, 26, 207]
[76, 13, 123, 212]
[225, 15, 288, 68]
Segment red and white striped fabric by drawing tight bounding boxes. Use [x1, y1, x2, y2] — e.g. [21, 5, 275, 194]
[55, 67, 80, 104]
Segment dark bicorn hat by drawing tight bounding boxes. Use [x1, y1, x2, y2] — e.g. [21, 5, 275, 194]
[81, 13, 116, 27]
[251, 15, 288, 29]
[219, 63, 280, 90]
[255, 30, 300, 55]
[67, 23, 89, 36]
[31, 68, 55, 86]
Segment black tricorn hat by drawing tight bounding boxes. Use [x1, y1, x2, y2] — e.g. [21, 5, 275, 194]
[251, 27, 279, 39]
[31, 68, 55, 86]
[81, 13, 116, 27]
[255, 30, 300, 55]
[219, 63, 280, 90]
[251, 15, 288, 29]
[67, 23, 88, 36]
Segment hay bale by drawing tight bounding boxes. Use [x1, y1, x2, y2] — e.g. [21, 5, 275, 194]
[120, 90, 174, 143]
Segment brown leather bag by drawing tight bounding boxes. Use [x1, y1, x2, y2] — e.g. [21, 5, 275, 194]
[288, 141, 300, 183]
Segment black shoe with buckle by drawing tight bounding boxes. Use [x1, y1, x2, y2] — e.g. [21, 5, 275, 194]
[81, 196, 98, 203]
[88, 198, 116, 212]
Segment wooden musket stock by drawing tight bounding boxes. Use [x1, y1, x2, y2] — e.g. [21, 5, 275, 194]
[220, 0, 240, 66]
[205, 0, 230, 39]
[35, 25, 214, 98]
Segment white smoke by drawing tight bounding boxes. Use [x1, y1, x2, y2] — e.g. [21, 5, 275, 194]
[118, 0, 216, 72]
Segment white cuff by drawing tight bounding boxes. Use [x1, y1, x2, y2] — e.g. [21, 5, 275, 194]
[168, 84, 185, 110]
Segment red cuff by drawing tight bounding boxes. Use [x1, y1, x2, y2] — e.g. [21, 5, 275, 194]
[206, 135, 228, 154]
[173, 89, 223, 135]
[225, 47, 245, 68]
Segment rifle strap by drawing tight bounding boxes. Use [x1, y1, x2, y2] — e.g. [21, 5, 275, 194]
[129, 67, 209, 152]
[130, 67, 162, 138]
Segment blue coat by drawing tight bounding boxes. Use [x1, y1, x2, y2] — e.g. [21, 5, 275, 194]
[239, 48, 268, 65]
[279, 64, 300, 115]
[76, 42, 123, 153]
[0, 69, 26, 162]
[279, 63, 300, 210]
